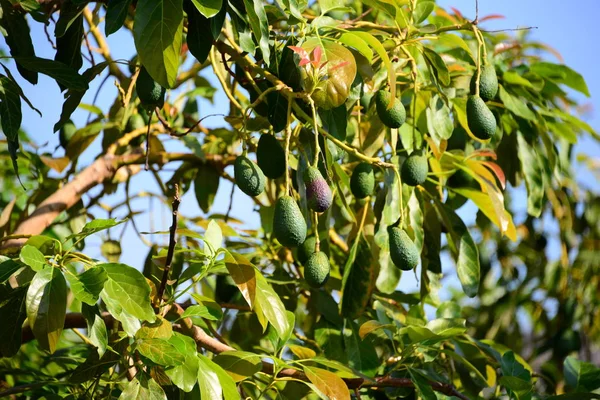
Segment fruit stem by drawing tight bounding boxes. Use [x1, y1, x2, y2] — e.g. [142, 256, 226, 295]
[313, 212, 320, 252]
[393, 166, 405, 226]
[284, 99, 293, 195]
[309, 98, 320, 168]
[401, 46, 419, 147]
[472, 25, 484, 96]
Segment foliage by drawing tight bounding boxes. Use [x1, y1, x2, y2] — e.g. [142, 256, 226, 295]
[0, 0, 598, 398]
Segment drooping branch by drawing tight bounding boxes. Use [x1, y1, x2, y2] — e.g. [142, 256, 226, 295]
[1, 151, 234, 252]
[156, 185, 181, 305]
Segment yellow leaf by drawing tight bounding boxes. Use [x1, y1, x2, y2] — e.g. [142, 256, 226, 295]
[304, 366, 351, 400]
[289, 344, 317, 359]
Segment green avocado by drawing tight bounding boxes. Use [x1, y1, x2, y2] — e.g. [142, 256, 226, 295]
[350, 162, 375, 199]
[59, 120, 77, 149]
[470, 65, 498, 101]
[304, 251, 330, 288]
[467, 95, 496, 140]
[447, 126, 468, 151]
[296, 235, 329, 264]
[375, 90, 406, 129]
[273, 196, 307, 248]
[136, 66, 166, 111]
[257, 134, 286, 179]
[126, 113, 146, 132]
[401, 150, 428, 187]
[234, 155, 266, 197]
[388, 226, 419, 271]
[303, 166, 332, 213]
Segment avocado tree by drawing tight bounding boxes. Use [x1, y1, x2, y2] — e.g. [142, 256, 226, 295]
[0, 0, 599, 398]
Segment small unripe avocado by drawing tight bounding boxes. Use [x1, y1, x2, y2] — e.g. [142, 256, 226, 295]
[470, 65, 498, 101]
[136, 66, 166, 110]
[59, 120, 77, 149]
[350, 162, 375, 199]
[257, 134, 286, 179]
[234, 155, 266, 197]
[467, 95, 496, 140]
[273, 196, 307, 248]
[126, 113, 146, 132]
[303, 166, 333, 213]
[375, 90, 406, 129]
[296, 235, 329, 264]
[401, 150, 428, 187]
[304, 251, 330, 288]
[388, 226, 419, 271]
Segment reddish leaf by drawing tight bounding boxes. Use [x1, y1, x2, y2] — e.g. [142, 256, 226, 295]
[479, 14, 505, 22]
[467, 149, 497, 160]
[450, 7, 464, 20]
[311, 45, 323, 67]
[481, 161, 506, 190]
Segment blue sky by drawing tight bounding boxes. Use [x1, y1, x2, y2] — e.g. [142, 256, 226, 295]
[2, 1, 598, 295]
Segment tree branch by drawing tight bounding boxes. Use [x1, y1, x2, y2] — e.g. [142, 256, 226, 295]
[156, 185, 181, 305]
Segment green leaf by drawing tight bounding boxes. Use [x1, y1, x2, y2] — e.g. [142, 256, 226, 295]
[0, 74, 22, 179]
[0, 259, 22, 283]
[197, 354, 240, 400]
[0, 286, 27, 357]
[165, 333, 199, 392]
[499, 85, 535, 120]
[343, 319, 379, 376]
[267, 91, 288, 133]
[14, 56, 88, 90]
[408, 368, 437, 400]
[137, 338, 186, 366]
[503, 71, 535, 89]
[530, 62, 590, 97]
[66, 121, 116, 159]
[351, 31, 396, 106]
[204, 219, 223, 256]
[105, 0, 133, 36]
[181, 304, 223, 321]
[421, 47, 450, 87]
[304, 365, 351, 400]
[358, 320, 393, 339]
[435, 203, 480, 297]
[194, 163, 220, 213]
[426, 94, 453, 145]
[185, 0, 214, 64]
[426, 318, 467, 337]
[82, 303, 108, 357]
[134, 0, 183, 88]
[119, 375, 167, 400]
[101, 263, 156, 322]
[243, 0, 271, 66]
[517, 132, 545, 217]
[318, 0, 345, 14]
[224, 251, 256, 307]
[254, 272, 291, 338]
[319, 105, 347, 141]
[192, 0, 222, 18]
[564, 356, 600, 393]
[55, 13, 83, 75]
[53, 1, 86, 37]
[102, 290, 141, 336]
[137, 316, 173, 339]
[65, 267, 107, 305]
[69, 218, 126, 239]
[412, 0, 434, 24]
[0, 0, 38, 84]
[338, 32, 373, 62]
[213, 350, 262, 382]
[20, 244, 47, 272]
[26, 267, 67, 353]
[54, 62, 109, 132]
[341, 236, 375, 319]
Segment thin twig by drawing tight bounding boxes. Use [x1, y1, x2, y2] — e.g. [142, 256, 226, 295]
[145, 109, 155, 170]
[156, 184, 181, 305]
[225, 182, 235, 223]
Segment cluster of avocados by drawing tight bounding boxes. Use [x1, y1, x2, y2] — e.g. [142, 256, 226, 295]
[467, 64, 498, 140]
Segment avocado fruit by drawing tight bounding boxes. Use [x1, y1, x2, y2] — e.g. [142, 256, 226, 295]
[126, 113, 146, 132]
[304, 251, 330, 288]
[375, 90, 406, 129]
[401, 150, 428, 187]
[234, 155, 266, 197]
[296, 235, 329, 264]
[59, 120, 77, 149]
[304, 166, 333, 213]
[467, 95, 496, 140]
[273, 196, 307, 248]
[257, 134, 286, 179]
[470, 65, 498, 101]
[350, 162, 375, 199]
[388, 226, 419, 271]
[136, 66, 166, 111]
